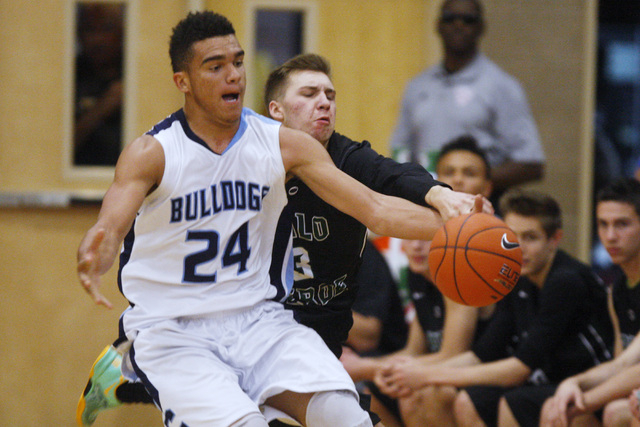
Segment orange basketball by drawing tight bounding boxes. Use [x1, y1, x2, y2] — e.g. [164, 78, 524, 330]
[428, 213, 522, 307]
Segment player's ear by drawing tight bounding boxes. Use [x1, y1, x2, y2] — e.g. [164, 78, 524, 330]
[268, 100, 285, 122]
[550, 229, 563, 245]
[173, 71, 190, 93]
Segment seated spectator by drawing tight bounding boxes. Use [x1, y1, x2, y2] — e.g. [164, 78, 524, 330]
[374, 189, 614, 427]
[347, 239, 409, 358]
[341, 135, 496, 426]
[540, 178, 640, 427]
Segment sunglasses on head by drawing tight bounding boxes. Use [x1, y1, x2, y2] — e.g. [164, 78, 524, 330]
[440, 11, 481, 25]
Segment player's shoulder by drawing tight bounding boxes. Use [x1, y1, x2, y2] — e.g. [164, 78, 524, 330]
[478, 55, 526, 92]
[547, 250, 599, 289]
[328, 132, 377, 171]
[242, 107, 281, 127]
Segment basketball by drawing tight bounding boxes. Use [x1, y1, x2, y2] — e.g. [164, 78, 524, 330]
[428, 213, 522, 307]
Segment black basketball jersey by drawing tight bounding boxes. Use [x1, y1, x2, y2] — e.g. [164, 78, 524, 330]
[611, 274, 640, 349]
[406, 269, 445, 353]
[406, 269, 493, 354]
[281, 132, 443, 356]
[473, 250, 613, 384]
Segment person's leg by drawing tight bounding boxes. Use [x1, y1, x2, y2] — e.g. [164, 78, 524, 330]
[76, 345, 127, 426]
[229, 413, 269, 427]
[500, 385, 556, 427]
[359, 382, 402, 427]
[266, 390, 372, 427]
[247, 303, 366, 425]
[131, 319, 263, 427]
[454, 389, 489, 427]
[455, 386, 512, 427]
[497, 396, 520, 427]
[369, 393, 403, 427]
[539, 395, 601, 427]
[399, 385, 457, 427]
[602, 398, 633, 427]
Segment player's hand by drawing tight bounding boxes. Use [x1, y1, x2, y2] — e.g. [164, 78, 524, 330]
[539, 380, 583, 427]
[374, 362, 412, 398]
[630, 388, 640, 421]
[340, 346, 370, 382]
[77, 228, 113, 309]
[374, 358, 430, 398]
[425, 186, 493, 223]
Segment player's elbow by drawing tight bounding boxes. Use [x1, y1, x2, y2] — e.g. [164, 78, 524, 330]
[499, 360, 532, 387]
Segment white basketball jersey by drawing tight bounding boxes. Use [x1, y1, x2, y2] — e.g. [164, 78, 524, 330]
[120, 108, 289, 334]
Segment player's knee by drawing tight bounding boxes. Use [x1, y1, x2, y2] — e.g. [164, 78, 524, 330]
[306, 390, 372, 427]
[497, 396, 518, 426]
[453, 390, 482, 426]
[229, 412, 269, 427]
[602, 398, 632, 427]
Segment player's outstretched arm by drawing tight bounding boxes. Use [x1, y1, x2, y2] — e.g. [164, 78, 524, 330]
[280, 127, 442, 240]
[77, 135, 164, 308]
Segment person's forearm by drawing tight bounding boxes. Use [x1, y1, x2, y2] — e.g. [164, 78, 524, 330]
[582, 364, 640, 412]
[574, 358, 626, 390]
[443, 357, 530, 388]
[347, 313, 382, 354]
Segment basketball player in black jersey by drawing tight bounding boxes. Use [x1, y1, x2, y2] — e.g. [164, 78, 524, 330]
[265, 54, 487, 358]
[76, 52, 492, 426]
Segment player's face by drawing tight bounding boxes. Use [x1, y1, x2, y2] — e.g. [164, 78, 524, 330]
[276, 70, 336, 145]
[438, 0, 483, 55]
[597, 201, 640, 269]
[176, 35, 246, 126]
[504, 213, 559, 284]
[402, 239, 432, 278]
[435, 150, 491, 196]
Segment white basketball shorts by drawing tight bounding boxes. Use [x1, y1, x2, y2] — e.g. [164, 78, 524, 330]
[127, 300, 357, 426]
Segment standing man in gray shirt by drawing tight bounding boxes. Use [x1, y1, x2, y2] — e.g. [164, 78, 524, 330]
[391, 0, 544, 201]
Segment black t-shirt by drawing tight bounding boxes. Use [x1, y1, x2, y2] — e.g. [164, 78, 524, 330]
[611, 273, 640, 348]
[406, 269, 445, 353]
[473, 250, 614, 384]
[351, 241, 408, 356]
[407, 269, 493, 354]
[278, 132, 444, 357]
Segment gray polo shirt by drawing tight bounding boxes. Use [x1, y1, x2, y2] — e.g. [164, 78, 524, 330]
[390, 54, 544, 172]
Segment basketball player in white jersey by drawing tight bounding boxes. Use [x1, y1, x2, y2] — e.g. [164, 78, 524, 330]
[77, 11, 487, 427]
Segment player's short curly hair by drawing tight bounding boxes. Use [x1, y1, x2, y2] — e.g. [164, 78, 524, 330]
[263, 53, 332, 111]
[597, 177, 640, 218]
[499, 188, 562, 238]
[169, 11, 235, 72]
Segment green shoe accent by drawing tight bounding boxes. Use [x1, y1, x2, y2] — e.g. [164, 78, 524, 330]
[76, 345, 125, 426]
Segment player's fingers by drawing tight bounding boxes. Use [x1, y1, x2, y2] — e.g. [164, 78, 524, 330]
[397, 386, 412, 398]
[87, 284, 113, 309]
[574, 394, 585, 410]
[95, 293, 114, 309]
[483, 197, 495, 214]
[77, 253, 94, 273]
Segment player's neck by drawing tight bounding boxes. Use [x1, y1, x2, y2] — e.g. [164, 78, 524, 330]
[183, 105, 240, 154]
[620, 254, 640, 288]
[527, 250, 557, 289]
[443, 50, 477, 74]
